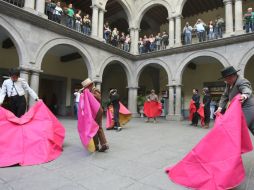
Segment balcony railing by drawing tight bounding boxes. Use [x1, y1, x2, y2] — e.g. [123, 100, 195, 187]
[3, 0, 24, 8]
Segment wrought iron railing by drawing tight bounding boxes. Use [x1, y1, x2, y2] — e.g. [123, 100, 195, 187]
[2, 0, 24, 8]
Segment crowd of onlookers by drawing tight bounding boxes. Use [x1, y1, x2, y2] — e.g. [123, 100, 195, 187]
[44, 1, 254, 53]
[45, 0, 91, 35]
[182, 17, 225, 45]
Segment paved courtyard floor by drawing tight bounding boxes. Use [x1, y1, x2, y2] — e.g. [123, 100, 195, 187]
[1, 117, 254, 190]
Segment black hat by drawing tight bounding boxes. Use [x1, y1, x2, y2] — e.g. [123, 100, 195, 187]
[219, 66, 240, 80]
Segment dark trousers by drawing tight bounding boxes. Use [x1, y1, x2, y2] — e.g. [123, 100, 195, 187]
[113, 103, 120, 127]
[9, 95, 26, 118]
[204, 107, 211, 125]
[192, 112, 199, 125]
[93, 107, 107, 148]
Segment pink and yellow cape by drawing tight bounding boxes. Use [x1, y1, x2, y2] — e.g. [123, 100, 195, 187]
[78, 89, 101, 152]
[106, 102, 132, 129]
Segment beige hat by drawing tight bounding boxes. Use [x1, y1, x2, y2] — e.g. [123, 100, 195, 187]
[81, 78, 93, 88]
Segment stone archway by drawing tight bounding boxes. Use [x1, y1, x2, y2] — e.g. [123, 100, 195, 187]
[0, 16, 28, 68]
[35, 39, 94, 116]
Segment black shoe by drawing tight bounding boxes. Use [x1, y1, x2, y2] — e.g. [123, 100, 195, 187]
[98, 144, 109, 152]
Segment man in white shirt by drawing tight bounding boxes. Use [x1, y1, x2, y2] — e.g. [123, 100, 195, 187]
[73, 88, 81, 119]
[0, 68, 39, 117]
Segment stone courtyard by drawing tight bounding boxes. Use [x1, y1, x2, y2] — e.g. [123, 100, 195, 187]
[0, 117, 254, 190]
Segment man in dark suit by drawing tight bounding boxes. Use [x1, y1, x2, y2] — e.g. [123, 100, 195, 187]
[215, 66, 254, 135]
[191, 88, 200, 126]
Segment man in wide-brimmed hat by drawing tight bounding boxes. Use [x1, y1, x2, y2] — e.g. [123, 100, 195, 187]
[215, 66, 254, 135]
[81, 78, 109, 152]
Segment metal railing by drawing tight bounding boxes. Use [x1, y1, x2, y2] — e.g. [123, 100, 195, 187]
[2, 0, 24, 8]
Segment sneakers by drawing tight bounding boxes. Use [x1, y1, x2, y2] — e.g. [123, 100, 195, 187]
[113, 126, 122, 132]
[98, 144, 109, 152]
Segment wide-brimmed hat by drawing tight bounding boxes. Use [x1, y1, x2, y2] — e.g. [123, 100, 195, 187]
[81, 78, 93, 88]
[218, 66, 240, 80]
[109, 89, 117, 94]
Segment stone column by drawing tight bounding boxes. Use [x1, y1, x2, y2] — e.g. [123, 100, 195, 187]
[234, 0, 244, 34]
[95, 81, 102, 91]
[175, 15, 182, 47]
[166, 85, 175, 120]
[175, 85, 183, 120]
[29, 70, 40, 107]
[91, 5, 99, 38]
[128, 87, 139, 117]
[223, 0, 234, 36]
[35, 0, 47, 18]
[130, 27, 139, 54]
[24, 0, 35, 10]
[20, 69, 30, 106]
[98, 9, 105, 40]
[168, 17, 175, 48]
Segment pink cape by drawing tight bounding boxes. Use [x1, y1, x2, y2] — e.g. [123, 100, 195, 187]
[166, 95, 253, 190]
[143, 101, 162, 118]
[78, 89, 100, 151]
[106, 102, 132, 129]
[0, 101, 65, 167]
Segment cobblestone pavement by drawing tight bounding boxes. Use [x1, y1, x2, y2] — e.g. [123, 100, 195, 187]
[0, 117, 254, 190]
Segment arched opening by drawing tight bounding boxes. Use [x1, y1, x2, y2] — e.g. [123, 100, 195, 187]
[140, 5, 168, 39]
[181, 56, 224, 118]
[0, 26, 19, 85]
[138, 64, 168, 117]
[105, 0, 129, 34]
[101, 62, 128, 108]
[244, 55, 254, 89]
[40, 44, 88, 116]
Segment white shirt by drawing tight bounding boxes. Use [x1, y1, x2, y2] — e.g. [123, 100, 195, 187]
[74, 92, 80, 103]
[0, 78, 39, 104]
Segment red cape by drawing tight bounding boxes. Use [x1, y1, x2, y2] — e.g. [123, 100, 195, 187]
[189, 100, 205, 126]
[143, 101, 162, 118]
[189, 99, 196, 121]
[166, 95, 253, 189]
[0, 101, 65, 167]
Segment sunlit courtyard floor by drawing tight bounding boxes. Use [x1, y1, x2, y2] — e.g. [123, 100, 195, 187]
[1, 117, 254, 190]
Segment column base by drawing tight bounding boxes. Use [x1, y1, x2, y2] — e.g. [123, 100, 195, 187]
[36, 12, 48, 19]
[234, 30, 245, 35]
[132, 112, 140, 118]
[24, 7, 36, 14]
[174, 43, 182, 48]
[223, 32, 235, 38]
[166, 114, 183, 121]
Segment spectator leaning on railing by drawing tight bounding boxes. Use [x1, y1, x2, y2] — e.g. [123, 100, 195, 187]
[183, 22, 193, 45]
[244, 7, 254, 33]
[53, 1, 63, 24]
[45, 0, 56, 21]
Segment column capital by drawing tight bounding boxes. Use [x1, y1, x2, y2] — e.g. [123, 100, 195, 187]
[99, 8, 107, 13]
[167, 17, 174, 21]
[175, 14, 182, 19]
[129, 27, 140, 31]
[90, 5, 99, 10]
[235, 0, 242, 2]
[223, 0, 232, 4]
[126, 86, 139, 89]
